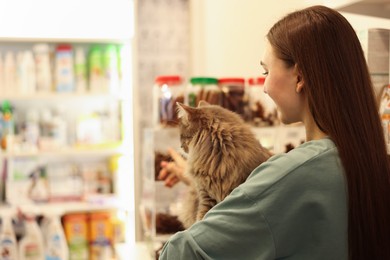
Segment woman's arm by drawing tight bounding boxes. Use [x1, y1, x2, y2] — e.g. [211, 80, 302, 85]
[159, 187, 275, 260]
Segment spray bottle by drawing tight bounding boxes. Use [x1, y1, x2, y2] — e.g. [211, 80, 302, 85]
[0, 209, 18, 260]
[43, 209, 69, 260]
[18, 209, 45, 260]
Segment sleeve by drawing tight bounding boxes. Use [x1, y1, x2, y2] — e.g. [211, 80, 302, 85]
[159, 187, 276, 260]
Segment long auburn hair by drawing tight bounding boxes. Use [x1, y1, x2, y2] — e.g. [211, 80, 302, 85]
[267, 5, 390, 260]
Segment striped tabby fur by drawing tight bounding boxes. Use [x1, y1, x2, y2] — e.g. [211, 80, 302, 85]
[176, 101, 271, 228]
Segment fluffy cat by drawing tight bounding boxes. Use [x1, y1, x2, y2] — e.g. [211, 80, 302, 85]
[176, 101, 272, 228]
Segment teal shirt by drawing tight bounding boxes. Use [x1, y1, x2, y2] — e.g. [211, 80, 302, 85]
[159, 138, 348, 260]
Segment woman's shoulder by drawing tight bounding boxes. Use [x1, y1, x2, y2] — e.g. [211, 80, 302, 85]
[241, 138, 343, 199]
[269, 137, 338, 166]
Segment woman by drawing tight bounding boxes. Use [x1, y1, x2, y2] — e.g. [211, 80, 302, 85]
[159, 5, 390, 259]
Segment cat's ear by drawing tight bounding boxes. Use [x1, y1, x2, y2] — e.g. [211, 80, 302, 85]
[176, 102, 197, 120]
[198, 100, 210, 107]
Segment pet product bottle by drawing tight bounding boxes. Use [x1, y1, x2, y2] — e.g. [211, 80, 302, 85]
[0, 210, 18, 260]
[18, 213, 45, 260]
[55, 44, 74, 92]
[4, 52, 16, 95]
[74, 47, 87, 93]
[88, 45, 104, 93]
[33, 44, 52, 93]
[43, 212, 69, 260]
[103, 45, 120, 94]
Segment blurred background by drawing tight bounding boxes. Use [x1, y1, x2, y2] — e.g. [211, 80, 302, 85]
[0, 0, 388, 259]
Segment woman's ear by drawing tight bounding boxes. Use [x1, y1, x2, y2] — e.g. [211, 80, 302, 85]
[294, 64, 304, 94]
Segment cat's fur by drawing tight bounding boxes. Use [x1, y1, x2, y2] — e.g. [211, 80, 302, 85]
[176, 101, 272, 228]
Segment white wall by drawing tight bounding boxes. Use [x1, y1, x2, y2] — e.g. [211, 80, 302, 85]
[0, 0, 133, 40]
[190, 0, 310, 78]
[190, 0, 390, 78]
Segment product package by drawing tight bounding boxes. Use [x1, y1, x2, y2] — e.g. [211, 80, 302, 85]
[6, 157, 49, 204]
[46, 162, 83, 202]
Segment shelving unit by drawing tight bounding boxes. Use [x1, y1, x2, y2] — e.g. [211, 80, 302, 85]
[0, 146, 120, 159]
[0, 92, 122, 101]
[0, 196, 121, 214]
[140, 126, 188, 256]
[0, 2, 136, 260]
[0, 38, 135, 258]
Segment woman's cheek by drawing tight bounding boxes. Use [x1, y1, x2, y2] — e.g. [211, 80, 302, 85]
[266, 90, 278, 107]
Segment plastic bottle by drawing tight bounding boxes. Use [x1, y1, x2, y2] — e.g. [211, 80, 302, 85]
[24, 109, 40, 152]
[103, 45, 120, 95]
[4, 52, 16, 95]
[15, 51, 24, 94]
[38, 110, 54, 150]
[24, 51, 37, 94]
[100, 102, 120, 143]
[0, 52, 4, 95]
[18, 213, 45, 260]
[0, 210, 18, 260]
[1, 101, 15, 151]
[55, 44, 74, 92]
[51, 107, 67, 147]
[88, 45, 104, 93]
[33, 44, 52, 93]
[43, 212, 69, 260]
[74, 47, 87, 93]
[28, 166, 49, 203]
[111, 210, 126, 244]
[16, 51, 37, 95]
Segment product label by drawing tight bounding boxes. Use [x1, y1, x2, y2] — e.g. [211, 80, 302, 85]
[23, 243, 40, 259]
[56, 51, 74, 92]
[46, 256, 61, 260]
[45, 234, 62, 260]
[69, 238, 88, 260]
[0, 237, 17, 260]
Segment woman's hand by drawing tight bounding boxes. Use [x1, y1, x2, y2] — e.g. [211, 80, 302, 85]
[158, 148, 190, 187]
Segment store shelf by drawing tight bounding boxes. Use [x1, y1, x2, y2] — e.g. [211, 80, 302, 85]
[0, 195, 124, 215]
[0, 92, 121, 101]
[0, 143, 122, 158]
[251, 124, 306, 154]
[325, 0, 390, 19]
[0, 37, 131, 44]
